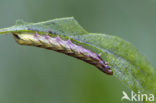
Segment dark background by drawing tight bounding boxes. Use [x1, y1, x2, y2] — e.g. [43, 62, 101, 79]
[0, 0, 156, 103]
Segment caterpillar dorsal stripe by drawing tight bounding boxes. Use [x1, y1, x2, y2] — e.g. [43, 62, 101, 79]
[12, 32, 113, 75]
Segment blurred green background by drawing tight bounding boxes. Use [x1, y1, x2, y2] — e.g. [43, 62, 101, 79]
[0, 0, 156, 103]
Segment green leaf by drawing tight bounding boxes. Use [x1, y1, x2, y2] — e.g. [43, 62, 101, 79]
[0, 17, 156, 99]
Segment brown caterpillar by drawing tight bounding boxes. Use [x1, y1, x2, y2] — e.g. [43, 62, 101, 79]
[12, 32, 113, 75]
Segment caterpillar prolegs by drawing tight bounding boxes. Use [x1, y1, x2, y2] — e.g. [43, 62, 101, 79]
[13, 32, 113, 75]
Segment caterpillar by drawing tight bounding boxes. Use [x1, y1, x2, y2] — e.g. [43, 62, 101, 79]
[12, 32, 113, 75]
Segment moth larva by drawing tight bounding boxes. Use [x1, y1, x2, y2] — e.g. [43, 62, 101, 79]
[12, 32, 113, 75]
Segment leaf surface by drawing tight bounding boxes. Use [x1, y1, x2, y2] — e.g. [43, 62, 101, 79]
[0, 17, 155, 98]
